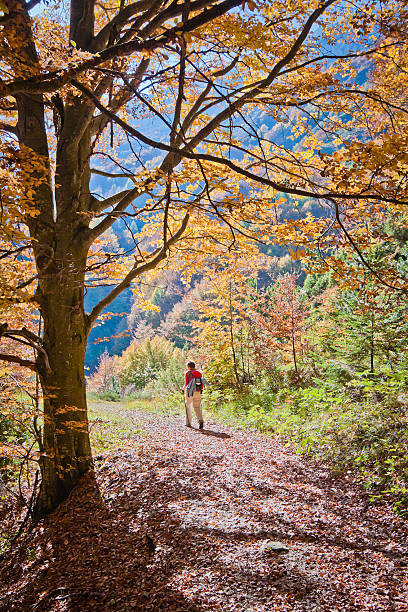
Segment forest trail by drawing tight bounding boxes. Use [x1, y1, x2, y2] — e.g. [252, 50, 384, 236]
[1, 403, 408, 612]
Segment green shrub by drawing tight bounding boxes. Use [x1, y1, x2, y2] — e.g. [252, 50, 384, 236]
[96, 390, 121, 402]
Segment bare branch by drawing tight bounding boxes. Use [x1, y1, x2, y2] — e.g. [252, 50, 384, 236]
[0, 353, 37, 371]
[0, 326, 51, 373]
[87, 185, 147, 241]
[89, 186, 138, 214]
[91, 168, 135, 179]
[0, 121, 18, 135]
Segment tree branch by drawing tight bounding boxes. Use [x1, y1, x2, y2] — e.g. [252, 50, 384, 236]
[185, 0, 336, 154]
[0, 325, 41, 344]
[90, 0, 153, 52]
[0, 326, 51, 373]
[0, 121, 18, 135]
[0, 0, 242, 99]
[86, 212, 190, 329]
[180, 50, 242, 138]
[0, 353, 37, 371]
[87, 185, 146, 241]
[72, 78, 407, 206]
[333, 201, 407, 294]
[89, 186, 138, 214]
[91, 58, 150, 136]
[91, 168, 135, 179]
[265, 88, 408, 116]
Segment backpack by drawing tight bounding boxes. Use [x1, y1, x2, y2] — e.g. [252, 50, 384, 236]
[186, 372, 203, 396]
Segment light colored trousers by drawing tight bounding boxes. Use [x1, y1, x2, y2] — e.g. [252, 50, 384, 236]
[185, 391, 203, 425]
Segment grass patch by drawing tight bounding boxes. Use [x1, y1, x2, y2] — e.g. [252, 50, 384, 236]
[88, 398, 144, 454]
[130, 392, 185, 417]
[88, 393, 187, 453]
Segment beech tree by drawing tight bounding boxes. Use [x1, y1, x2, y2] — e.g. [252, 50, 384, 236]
[1, 0, 407, 517]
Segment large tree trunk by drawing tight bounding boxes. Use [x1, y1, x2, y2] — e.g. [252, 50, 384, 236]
[34, 247, 92, 517]
[8, 1, 94, 517]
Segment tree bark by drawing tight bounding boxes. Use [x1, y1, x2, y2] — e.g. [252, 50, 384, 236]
[228, 281, 241, 388]
[370, 311, 375, 375]
[290, 300, 299, 376]
[34, 247, 92, 518]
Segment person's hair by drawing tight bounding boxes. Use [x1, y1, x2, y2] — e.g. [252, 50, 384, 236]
[187, 361, 195, 369]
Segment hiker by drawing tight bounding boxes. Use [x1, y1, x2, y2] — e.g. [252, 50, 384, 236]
[182, 361, 206, 430]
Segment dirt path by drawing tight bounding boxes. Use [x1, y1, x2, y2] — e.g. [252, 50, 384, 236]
[1, 405, 408, 611]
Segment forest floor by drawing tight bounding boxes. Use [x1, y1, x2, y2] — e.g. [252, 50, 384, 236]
[1, 399, 408, 611]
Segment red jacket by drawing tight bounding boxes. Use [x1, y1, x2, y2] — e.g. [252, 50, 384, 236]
[185, 369, 203, 387]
